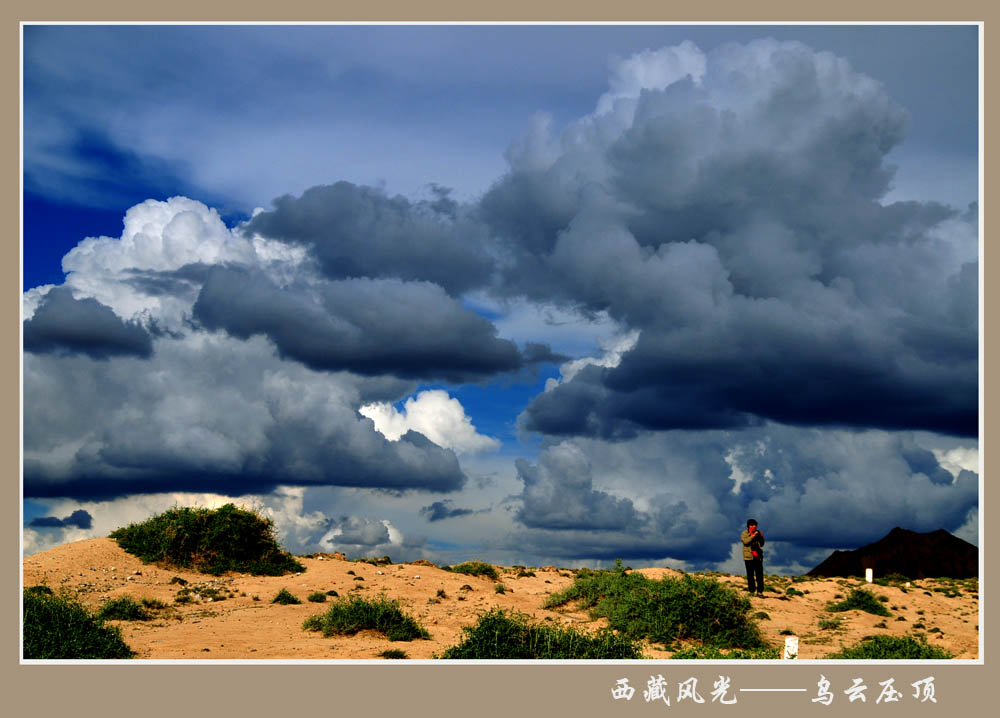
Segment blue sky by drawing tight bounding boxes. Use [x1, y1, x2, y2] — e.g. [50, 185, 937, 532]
[22, 25, 980, 574]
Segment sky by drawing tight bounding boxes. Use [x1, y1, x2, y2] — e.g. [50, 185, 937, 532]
[21, 24, 980, 575]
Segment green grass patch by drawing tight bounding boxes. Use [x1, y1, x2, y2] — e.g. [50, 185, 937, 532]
[669, 645, 781, 659]
[825, 634, 954, 659]
[96, 596, 152, 621]
[140, 597, 167, 610]
[109, 503, 304, 576]
[379, 649, 408, 659]
[303, 594, 429, 641]
[442, 561, 499, 580]
[307, 591, 327, 603]
[23, 589, 134, 659]
[818, 617, 844, 630]
[272, 588, 302, 605]
[437, 608, 642, 659]
[544, 566, 764, 649]
[826, 589, 892, 617]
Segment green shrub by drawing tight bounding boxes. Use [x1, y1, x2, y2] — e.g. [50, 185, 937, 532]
[96, 596, 152, 621]
[825, 635, 954, 659]
[23, 589, 134, 659]
[272, 588, 302, 605]
[826, 589, 892, 617]
[785, 587, 805, 597]
[438, 608, 642, 659]
[109, 504, 304, 576]
[818, 617, 843, 630]
[443, 561, 499, 580]
[494, 584, 507, 594]
[25, 585, 53, 596]
[140, 597, 167, 610]
[307, 591, 327, 603]
[303, 594, 429, 641]
[379, 649, 408, 659]
[670, 645, 781, 660]
[544, 568, 764, 649]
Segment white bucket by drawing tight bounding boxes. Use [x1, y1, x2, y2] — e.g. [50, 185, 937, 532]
[783, 635, 799, 660]
[865, 568, 873, 583]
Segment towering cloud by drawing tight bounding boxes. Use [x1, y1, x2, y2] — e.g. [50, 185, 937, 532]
[22, 37, 978, 570]
[492, 39, 977, 438]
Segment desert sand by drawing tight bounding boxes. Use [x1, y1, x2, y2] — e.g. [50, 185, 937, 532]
[22, 538, 979, 660]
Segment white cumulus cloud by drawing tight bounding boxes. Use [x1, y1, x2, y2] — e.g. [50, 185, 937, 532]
[360, 390, 500, 455]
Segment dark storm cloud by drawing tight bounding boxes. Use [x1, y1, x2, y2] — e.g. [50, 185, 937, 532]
[244, 182, 495, 296]
[23, 287, 153, 359]
[22, 338, 466, 500]
[191, 266, 525, 382]
[514, 448, 640, 531]
[507, 428, 977, 568]
[419, 500, 478, 522]
[29, 509, 93, 529]
[500, 39, 978, 438]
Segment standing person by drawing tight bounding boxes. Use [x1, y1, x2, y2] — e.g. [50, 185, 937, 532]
[741, 519, 765, 597]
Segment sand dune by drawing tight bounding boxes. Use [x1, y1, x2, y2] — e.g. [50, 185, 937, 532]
[22, 538, 979, 660]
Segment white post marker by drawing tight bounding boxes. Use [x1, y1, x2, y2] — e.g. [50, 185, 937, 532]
[783, 635, 799, 660]
[865, 568, 873, 583]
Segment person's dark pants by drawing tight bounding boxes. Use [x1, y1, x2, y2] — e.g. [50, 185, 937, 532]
[745, 558, 764, 594]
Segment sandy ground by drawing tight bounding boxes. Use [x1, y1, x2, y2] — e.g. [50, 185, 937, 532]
[22, 538, 979, 660]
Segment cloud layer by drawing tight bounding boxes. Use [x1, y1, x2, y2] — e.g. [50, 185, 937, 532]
[23, 37, 978, 570]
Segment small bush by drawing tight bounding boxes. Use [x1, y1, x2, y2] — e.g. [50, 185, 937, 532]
[754, 612, 770, 620]
[140, 597, 167, 610]
[109, 504, 304, 576]
[494, 584, 507, 594]
[326, 590, 339, 597]
[443, 561, 499, 581]
[96, 596, 152, 621]
[825, 635, 953, 659]
[307, 592, 327, 603]
[25, 585, 53, 596]
[544, 568, 765, 649]
[23, 589, 134, 659]
[303, 594, 429, 641]
[436, 589, 447, 599]
[272, 588, 302, 605]
[379, 649, 408, 659]
[818, 617, 843, 630]
[826, 589, 892, 617]
[785, 587, 805, 597]
[438, 608, 642, 659]
[669, 645, 781, 660]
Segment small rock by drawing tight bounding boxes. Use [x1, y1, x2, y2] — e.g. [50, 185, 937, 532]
[376, 571, 384, 575]
[414, 575, 420, 579]
[126, 576, 135, 581]
[317, 556, 324, 561]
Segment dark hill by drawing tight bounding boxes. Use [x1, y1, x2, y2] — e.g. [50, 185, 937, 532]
[806, 527, 977, 579]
